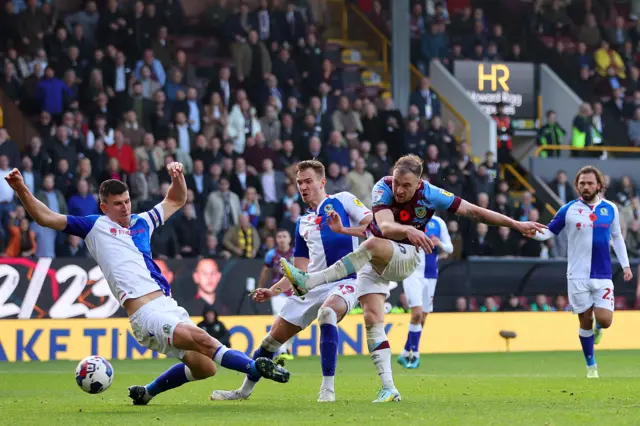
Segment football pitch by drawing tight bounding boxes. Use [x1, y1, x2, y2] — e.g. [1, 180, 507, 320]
[1, 351, 639, 426]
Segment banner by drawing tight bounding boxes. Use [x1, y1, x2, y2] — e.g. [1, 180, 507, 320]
[0, 258, 271, 319]
[3, 312, 640, 362]
[453, 60, 537, 130]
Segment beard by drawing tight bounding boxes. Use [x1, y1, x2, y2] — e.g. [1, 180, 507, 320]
[581, 190, 597, 202]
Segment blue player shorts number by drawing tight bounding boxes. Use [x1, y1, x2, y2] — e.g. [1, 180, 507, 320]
[397, 244, 407, 254]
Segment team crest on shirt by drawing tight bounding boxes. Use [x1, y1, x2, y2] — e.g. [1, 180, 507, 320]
[324, 204, 334, 213]
[373, 189, 384, 203]
[162, 324, 171, 334]
[440, 189, 453, 197]
[415, 207, 427, 218]
[600, 207, 608, 216]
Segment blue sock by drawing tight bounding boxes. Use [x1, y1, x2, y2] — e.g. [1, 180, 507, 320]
[408, 323, 423, 355]
[145, 363, 192, 397]
[213, 346, 259, 376]
[403, 334, 411, 353]
[247, 346, 275, 382]
[578, 329, 596, 367]
[320, 324, 339, 377]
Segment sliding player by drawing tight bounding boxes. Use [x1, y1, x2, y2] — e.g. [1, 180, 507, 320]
[210, 160, 371, 403]
[281, 155, 546, 401]
[398, 215, 452, 369]
[532, 165, 632, 378]
[4, 164, 289, 405]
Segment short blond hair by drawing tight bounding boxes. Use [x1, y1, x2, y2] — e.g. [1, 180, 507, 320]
[393, 154, 423, 177]
[296, 160, 325, 178]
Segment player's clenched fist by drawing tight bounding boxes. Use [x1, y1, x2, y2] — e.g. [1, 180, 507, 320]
[4, 168, 24, 190]
[252, 288, 274, 303]
[166, 162, 184, 178]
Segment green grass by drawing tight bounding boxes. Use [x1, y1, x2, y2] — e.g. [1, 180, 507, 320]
[1, 351, 639, 425]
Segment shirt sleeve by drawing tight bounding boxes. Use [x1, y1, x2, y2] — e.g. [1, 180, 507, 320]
[293, 218, 309, 259]
[371, 178, 394, 213]
[548, 203, 570, 235]
[264, 249, 275, 267]
[610, 203, 630, 268]
[425, 182, 461, 213]
[336, 192, 372, 223]
[63, 215, 100, 239]
[434, 216, 454, 254]
[141, 204, 166, 235]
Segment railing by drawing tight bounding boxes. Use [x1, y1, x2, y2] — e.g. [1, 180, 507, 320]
[534, 145, 640, 157]
[336, 1, 472, 145]
[502, 163, 557, 216]
[0, 89, 38, 151]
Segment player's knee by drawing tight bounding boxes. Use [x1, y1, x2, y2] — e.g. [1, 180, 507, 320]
[597, 317, 613, 328]
[410, 311, 422, 324]
[318, 306, 338, 325]
[363, 308, 383, 326]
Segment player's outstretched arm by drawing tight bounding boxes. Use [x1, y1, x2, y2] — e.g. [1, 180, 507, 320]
[4, 169, 67, 231]
[455, 199, 547, 237]
[160, 162, 188, 222]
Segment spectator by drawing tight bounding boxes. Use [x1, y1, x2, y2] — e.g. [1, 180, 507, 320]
[259, 105, 281, 144]
[625, 221, 640, 258]
[260, 158, 285, 216]
[35, 66, 70, 119]
[6, 217, 36, 258]
[135, 49, 166, 87]
[501, 294, 526, 311]
[537, 110, 566, 158]
[332, 96, 362, 141]
[64, 1, 99, 44]
[455, 296, 470, 312]
[607, 15, 629, 50]
[33, 174, 67, 257]
[175, 203, 205, 257]
[346, 157, 375, 208]
[57, 234, 88, 257]
[134, 133, 164, 173]
[198, 306, 230, 348]
[550, 170, 574, 204]
[325, 162, 348, 195]
[491, 226, 519, 257]
[165, 137, 193, 174]
[230, 157, 260, 199]
[325, 131, 349, 170]
[553, 295, 571, 312]
[243, 133, 278, 173]
[570, 103, 594, 157]
[101, 157, 128, 185]
[227, 99, 261, 154]
[54, 158, 74, 198]
[241, 186, 261, 227]
[237, 30, 271, 98]
[203, 92, 228, 141]
[628, 108, 640, 146]
[67, 179, 99, 216]
[20, 156, 40, 195]
[468, 223, 493, 256]
[120, 110, 146, 148]
[201, 233, 231, 260]
[405, 120, 427, 158]
[480, 296, 499, 312]
[279, 202, 301, 237]
[105, 130, 136, 174]
[520, 209, 545, 257]
[594, 40, 625, 79]
[130, 158, 160, 210]
[223, 213, 260, 259]
[86, 115, 114, 149]
[409, 77, 440, 120]
[530, 294, 552, 312]
[150, 218, 181, 259]
[577, 13, 601, 49]
[204, 177, 241, 239]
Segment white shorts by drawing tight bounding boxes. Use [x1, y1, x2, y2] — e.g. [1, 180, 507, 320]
[129, 296, 194, 359]
[356, 242, 420, 300]
[403, 270, 437, 312]
[270, 293, 289, 316]
[568, 278, 615, 314]
[278, 278, 358, 328]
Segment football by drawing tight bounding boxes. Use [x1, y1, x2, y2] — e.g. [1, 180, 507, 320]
[75, 356, 114, 394]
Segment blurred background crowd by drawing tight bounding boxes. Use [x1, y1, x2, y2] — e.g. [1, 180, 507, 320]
[0, 0, 639, 312]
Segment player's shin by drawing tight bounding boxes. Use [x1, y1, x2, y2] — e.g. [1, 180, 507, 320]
[578, 328, 597, 367]
[310, 245, 374, 290]
[318, 307, 339, 391]
[213, 346, 260, 376]
[367, 323, 396, 390]
[238, 335, 281, 396]
[408, 323, 423, 358]
[145, 363, 195, 398]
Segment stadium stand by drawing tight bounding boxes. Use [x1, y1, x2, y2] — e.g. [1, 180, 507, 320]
[0, 0, 637, 312]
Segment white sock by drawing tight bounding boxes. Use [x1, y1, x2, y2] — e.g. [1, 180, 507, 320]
[400, 349, 411, 358]
[307, 245, 373, 290]
[321, 375, 335, 390]
[367, 323, 395, 390]
[239, 377, 256, 396]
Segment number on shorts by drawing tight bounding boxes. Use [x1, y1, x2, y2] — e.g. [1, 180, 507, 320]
[338, 284, 355, 295]
[602, 288, 613, 300]
[398, 244, 407, 254]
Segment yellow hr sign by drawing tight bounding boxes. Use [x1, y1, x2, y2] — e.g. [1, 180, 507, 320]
[478, 63, 510, 91]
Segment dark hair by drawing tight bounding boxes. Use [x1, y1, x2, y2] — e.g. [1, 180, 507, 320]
[296, 160, 325, 178]
[276, 228, 291, 237]
[99, 179, 129, 203]
[574, 165, 605, 190]
[393, 154, 423, 177]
